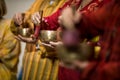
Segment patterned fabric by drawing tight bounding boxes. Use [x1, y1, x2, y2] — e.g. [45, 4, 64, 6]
[0, 19, 20, 80]
[76, 1, 120, 80]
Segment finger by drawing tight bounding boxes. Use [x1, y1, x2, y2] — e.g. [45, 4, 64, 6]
[34, 13, 40, 24]
[41, 42, 55, 48]
[31, 14, 40, 24]
[58, 16, 62, 24]
[18, 35, 29, 42]
[49, 41, 58, 46]
[31, 15, 36, 23]
[35, 17, 40, 24]
[15, 13, 23, 25]
[74, 11, 81, 23]
[13, 14, 18, 24]
[14, 36, 22, 41]
[36, 12, 41, 20]
[18, 35, 36, 43]
[18, 13, 23, 24]
[49, 41, 63, 46]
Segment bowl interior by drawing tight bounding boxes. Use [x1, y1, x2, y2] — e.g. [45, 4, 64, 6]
[39, 30, 57, 42]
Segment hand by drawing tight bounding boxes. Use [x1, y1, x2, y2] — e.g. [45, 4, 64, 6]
[31, 11, 43, 25]
[15, 34, 37, 43]
[58, 7, 81, 30]
[13, 13, 24, 26]
[59, 61, 76, 69]
[72, 60, 89, 70]
[49, 41, 63, 47]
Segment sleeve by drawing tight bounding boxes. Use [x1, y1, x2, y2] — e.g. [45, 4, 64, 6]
[25, 0, 44, 19]
[0, 20, 20, 69]
[0, 20, 20, 79]
[78, 5, 110, 40]
[82, 62, 120, 79]
[33, 0, 74, 38]
[78, 4, 120, 79]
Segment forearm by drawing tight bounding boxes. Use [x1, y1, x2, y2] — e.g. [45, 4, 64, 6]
[33, 0, 81, 39]
[33, 8, 62, 38]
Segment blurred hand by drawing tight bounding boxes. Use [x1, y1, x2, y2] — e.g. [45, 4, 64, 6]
[13, 13, 24, 26]
[72, 60, 89, 70]
[59, 61, 76, 69]
[31, 11, 43, 25]
[49, 41, 63, 47]
[15, 34, 37, 43]
[58, 7, 81, 30]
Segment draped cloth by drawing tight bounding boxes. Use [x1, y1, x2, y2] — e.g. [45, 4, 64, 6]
[73, 0, 120, 79]
[0, 19, 20, 80]
[10, 0, 108, 80]
[16, 0, 66, 80]
[30, 0, 110, 80]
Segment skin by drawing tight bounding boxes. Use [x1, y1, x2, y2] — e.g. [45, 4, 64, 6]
[13, 4, 88, 70]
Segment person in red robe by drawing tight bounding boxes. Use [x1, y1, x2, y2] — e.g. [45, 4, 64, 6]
[14, 0, 112, 80]
[59, 0, 120, 80]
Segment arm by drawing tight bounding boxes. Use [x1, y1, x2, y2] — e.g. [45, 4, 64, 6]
[0, 20, 20, 77]
[34, 0, 81, 38]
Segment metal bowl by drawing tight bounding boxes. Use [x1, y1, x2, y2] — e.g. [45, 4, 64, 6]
[39, 30, 57, 43]
[10, 24, 34, 38]
[18, 27, 33, 37]
[38, 30, 57, 52]
[56, 43, 94, 66]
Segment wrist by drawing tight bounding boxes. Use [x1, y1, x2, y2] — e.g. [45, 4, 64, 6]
[73, 60, 89, 70]
[80, 61, 89, 70]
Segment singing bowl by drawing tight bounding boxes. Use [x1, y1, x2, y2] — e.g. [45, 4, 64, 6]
[10, 25, 34, 37]
[38, 30, 57, 52]
[56, 43, 94, 66]
[39, 30, 57, 42]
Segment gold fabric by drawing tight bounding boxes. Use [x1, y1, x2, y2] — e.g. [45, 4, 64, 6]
[19, 0, 66, 80]
[0, 19, 20, 80]
[9, 0, 102, 80]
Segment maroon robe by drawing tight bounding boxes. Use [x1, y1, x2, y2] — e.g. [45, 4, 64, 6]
[77, 1, 120, 80]
[33, 0, 112, 80]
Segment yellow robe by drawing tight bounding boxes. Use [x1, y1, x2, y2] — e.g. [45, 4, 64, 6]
[0, 19, 20, 80]
[21, 0, 101, 79]
[20, 0, 66, 80]
[10, 0, 101, 80]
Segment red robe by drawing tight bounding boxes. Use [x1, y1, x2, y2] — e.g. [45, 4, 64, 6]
[34, 0, 112, 80]
[76, 0, 120, 80]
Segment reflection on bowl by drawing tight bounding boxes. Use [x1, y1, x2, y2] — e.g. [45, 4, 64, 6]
[39, 30, 57, 43]
[10, 24, 34, 37]
[18, 28, 33, 37]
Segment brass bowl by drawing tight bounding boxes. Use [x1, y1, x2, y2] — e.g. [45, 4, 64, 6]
[38, 30, 57, 52]
[10, 25, 33, 38]
[39, 30, 57, 43]
[18, 27, 33, 37]
[56, 43, 94, 66]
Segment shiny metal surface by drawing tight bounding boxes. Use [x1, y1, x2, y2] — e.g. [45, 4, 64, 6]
[39, 30, 57, 42]
[10, 24, 34, 38]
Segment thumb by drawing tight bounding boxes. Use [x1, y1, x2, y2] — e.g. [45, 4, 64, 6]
[49, 41, 63, 46]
